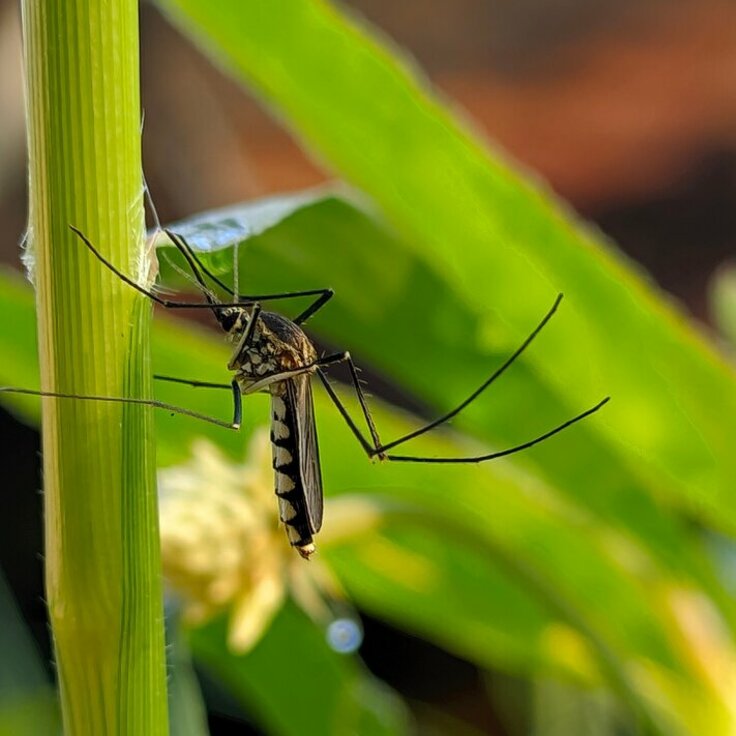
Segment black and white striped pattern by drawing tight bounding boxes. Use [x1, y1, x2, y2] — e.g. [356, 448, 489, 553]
[270, 379, 322, 558]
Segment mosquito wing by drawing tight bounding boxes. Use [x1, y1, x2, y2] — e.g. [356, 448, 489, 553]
[287, 374, 324, 533]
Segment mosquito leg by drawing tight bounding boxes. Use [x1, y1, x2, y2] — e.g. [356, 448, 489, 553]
[165, 229, 234, 294]
[227, 304, 262, 371]
[231, 381, 243, 428]
[316, 367, 380, 458]
[166, 229, 334, 323]
[0, 382, 243, 430]
[234, 352, 347, 396]
[316, 339, 610, 464]
[371, 293, 565, 454]
[293, 289, 333, 325]
[317, 366, 609, 463]
[72, 225, 336, 323]
[385, 397, 610, 463]
[164, 229, 219, 309]
[153, 375, 232, 390]
[315, 352, 384, 456]
[152, 374, 243, 424]
[69, 226, 254, 311]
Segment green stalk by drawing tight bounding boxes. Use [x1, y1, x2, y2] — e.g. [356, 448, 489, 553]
[21, 2, 168, 733]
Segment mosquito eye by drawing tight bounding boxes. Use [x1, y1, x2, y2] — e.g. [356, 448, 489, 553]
[220, 310, 239, 332]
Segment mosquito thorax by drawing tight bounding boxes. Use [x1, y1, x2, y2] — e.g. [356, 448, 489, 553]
[231, 311, 318, 392]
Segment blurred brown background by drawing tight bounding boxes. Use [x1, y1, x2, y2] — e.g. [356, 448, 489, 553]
[0, 1, 735, 732]
[2, 0, 735, 320]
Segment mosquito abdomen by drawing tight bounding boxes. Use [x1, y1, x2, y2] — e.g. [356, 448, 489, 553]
[270, 389, 315, 558]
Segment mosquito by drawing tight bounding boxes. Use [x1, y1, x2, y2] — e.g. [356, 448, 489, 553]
[2, 226, 609, 559]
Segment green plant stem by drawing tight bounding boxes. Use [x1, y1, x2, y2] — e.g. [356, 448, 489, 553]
[21, 1, 168, 733]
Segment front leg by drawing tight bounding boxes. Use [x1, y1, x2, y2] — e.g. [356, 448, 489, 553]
[315, 352, 385, 460]
[227, 304, 262, 371]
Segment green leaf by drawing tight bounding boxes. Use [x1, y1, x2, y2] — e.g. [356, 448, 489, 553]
[190, 602, 412, 736]
[0, 695, 59, 736]
[0, 272, 41, 424]
[710, 265, 736, 348]
[155, 0, 736, 542]
[160, 188, 331, 253]
[0, 569, 59, 735]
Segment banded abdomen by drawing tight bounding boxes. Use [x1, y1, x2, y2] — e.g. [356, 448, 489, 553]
[270, 376, 323, 559]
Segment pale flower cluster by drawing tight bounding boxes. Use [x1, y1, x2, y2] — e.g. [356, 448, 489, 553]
[158, 430, 341, 652]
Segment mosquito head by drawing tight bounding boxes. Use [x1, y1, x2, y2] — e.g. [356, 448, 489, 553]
[219, 307, 246, 334]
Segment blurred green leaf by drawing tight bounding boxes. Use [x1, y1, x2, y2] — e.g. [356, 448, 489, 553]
[0, 570, 48, 700]
[190, 601, 411, 736]
[0, 695, 59, 736]
[529, 679, 626, 736]
[156, 0, 736, 544]
[0, 569, 59, 735]
[166, 609, 209, 736]
[710, 264, 736, 349]
[0, 272, 40, 424]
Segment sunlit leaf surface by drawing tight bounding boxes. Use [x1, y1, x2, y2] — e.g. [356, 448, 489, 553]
[156, 0, 736, 541]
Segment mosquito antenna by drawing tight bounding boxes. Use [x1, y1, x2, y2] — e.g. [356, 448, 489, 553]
[233, 238, 240, 301]
[164, 229, 333, 322]
[162, 253, 221, 303]
[155, 229, 220, 302]
[164, 229, 221, 305]
[165, 229, 221, 300]
[170, 231, 238, 296]
[68, 225, 252, 311]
